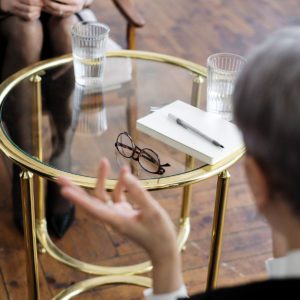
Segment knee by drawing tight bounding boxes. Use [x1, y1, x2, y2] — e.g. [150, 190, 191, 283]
[48, 16, 77, 54]
[5, 17, 43, 46]
[5, 17, 43, 62]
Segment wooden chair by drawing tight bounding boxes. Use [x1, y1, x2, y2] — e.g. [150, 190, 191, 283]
[112, 0, 145, 49]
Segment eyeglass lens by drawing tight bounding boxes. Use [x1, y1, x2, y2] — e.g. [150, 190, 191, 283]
[116, 132, 134, 158]
[139, 148, 160, 173]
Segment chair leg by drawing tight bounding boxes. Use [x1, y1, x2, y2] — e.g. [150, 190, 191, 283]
[127, 23, 136, 50]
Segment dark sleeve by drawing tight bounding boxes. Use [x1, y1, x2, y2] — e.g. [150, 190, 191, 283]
[179, 278, 300, 300]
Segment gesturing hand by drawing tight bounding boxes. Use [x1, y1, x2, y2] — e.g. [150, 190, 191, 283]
[0, 0, 43, 21]
[58, 159, 184, 294]
[58, 159, 178, 263]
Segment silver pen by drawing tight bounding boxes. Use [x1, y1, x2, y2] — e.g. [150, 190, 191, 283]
[168, 113, 225, 148]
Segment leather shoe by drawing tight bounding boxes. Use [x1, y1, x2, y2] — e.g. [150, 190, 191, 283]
[47, 205, 75, 238]
[46, 180, 75, 238]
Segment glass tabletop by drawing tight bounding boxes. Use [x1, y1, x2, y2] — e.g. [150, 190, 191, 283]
[0, 51, 243, 188]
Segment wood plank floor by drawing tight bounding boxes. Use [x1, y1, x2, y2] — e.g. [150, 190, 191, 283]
[1, 0, 299, 299]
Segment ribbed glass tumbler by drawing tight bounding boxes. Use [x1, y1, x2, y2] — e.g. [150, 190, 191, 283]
[71, 22, 110, 86]
[207, 53, 246, 121]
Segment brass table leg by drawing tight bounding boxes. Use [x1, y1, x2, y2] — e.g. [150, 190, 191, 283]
[206, 170, 230, 290]
[30, 74, 46, 254]
[20, 170, 40, 300]
[179, 74, 206, 250]
[180, 187, 192, 251]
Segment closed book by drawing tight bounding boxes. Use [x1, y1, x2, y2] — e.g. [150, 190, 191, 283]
[136, 100, 244, 165]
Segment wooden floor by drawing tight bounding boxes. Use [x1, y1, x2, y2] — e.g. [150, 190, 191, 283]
[1, 0, 300, 299]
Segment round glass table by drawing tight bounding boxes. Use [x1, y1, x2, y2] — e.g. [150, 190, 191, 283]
[0, 50, 244, 299]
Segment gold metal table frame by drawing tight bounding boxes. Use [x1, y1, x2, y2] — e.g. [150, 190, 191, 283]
[0, 50, 244, 299]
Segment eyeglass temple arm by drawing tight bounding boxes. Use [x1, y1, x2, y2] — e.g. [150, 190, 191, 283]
[161, 163, 171, 167]
[115, 142, 134, 151]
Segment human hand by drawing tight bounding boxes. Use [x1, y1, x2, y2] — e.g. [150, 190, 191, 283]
[59, 159, 178, 263]
[43, 0, 87, 17]
[58, 159, 183, 293]
[0, 0, 43, 21]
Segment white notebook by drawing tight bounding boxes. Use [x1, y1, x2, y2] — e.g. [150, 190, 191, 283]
[137, 100, 244, 165]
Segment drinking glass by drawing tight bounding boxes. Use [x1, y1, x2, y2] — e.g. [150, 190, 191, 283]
[71, 22, 110, 86]
[206, 53, 246, 121]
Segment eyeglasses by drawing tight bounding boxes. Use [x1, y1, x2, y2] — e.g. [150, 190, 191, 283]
[115, 132, 170, 175]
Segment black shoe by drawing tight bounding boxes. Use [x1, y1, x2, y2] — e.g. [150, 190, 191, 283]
[48, 205, 75, 238]
[46, 180, 75, 238]
[13, 188, 75, 238]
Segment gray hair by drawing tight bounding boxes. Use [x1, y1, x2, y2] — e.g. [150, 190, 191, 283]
[233, 27, 300, 215]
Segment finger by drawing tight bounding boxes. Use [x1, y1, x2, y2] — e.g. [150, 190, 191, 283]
[30, 11, 41, 19]
[44, 0, 66, 9]
[25, 12, 41, 20]
[63, 186, 141, 235]
[57, 176, 79, 190]
[50, 0, 76, 4]
[58, 176, 90, 198]
[43, 0, 76, 14]
[20, 0, 43, 8]
[51, 0, 82, 7]
[13, 9, 41, 20]
[42, 6, 65, 16]
[60, 176, 143, 239]
[43, 2, 65, 15]
[15, 2, 42, 13]
[112, 166, 129, 203]
[123, 173, 155, 208]
[61, 185, 124, 229]
[94, 159, 110, 202]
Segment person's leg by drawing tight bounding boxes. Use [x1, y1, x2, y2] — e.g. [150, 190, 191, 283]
[46, 14, 77, 150]
[44, 15, 78, 238]
[45, 11, 98, 150]
[38, 12, 74, 158]
[48, 15, 76, 55]
[47, 7, 98, 55]
[0, 16, 43, 231]
[44, 11, 98, 237]
[0, 16, 43, 80]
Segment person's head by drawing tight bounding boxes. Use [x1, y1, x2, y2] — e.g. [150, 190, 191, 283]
[233, 27, 300, 228]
